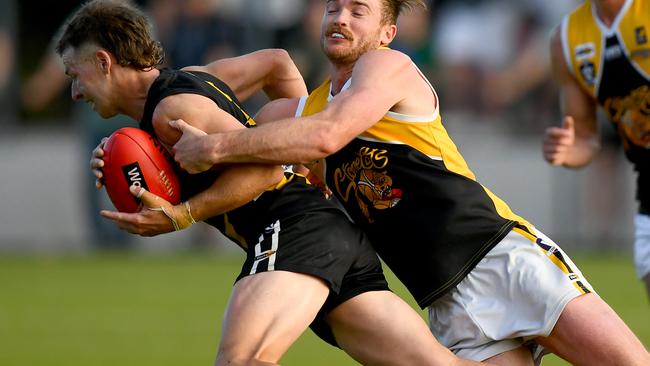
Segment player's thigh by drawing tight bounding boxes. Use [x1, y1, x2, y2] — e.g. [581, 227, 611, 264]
[218, 271, 330, 363]
[326, 290, 459, 366]
[484, 347, 534, 366]
[536, 292, 650, 366]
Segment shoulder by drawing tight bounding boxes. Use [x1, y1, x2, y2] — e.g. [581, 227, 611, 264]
[152, 93, 218, 125]
[180, 65, 203, 73]
[351, 49, 417, 91]
[357, 48, 411, 69]
[352, 49, 413, 83]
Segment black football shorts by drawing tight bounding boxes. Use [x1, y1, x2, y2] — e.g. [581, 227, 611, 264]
[235, 206, 389, 346]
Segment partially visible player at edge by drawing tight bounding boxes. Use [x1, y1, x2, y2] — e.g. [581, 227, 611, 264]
[62, 1, 490, 365]
[543, 0, 650, 301]
[168, 0, 650, 364]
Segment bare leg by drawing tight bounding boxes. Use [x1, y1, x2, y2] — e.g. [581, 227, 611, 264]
[484, 347, 533, 366]
[536, 293, 650, 365]
[326, 291, 490, 366]
[215, 271, 330, 366]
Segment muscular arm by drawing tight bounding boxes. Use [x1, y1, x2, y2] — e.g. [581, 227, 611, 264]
[101, 93, 284, 236]
[183, 49, 307, 102]
[253, 97, 330, 194]
[544, 28, 600, 168]
[153, 93, 284, 221]
[175, 50, 417, 168]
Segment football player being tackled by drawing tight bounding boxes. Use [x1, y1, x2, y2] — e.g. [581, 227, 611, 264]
[167, 0, 650, 365]
[58, 1, 489, 366]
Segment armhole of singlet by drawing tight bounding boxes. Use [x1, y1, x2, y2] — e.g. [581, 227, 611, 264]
[408, 63, 440, 120]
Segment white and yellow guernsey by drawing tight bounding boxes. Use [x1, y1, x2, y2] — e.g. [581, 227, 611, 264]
[561, 0, 650, 210]
[297, 61, 534, 308]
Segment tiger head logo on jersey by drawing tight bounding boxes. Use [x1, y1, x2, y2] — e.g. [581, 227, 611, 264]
[604, 85, 650, 148]
[333, 146, 402, 223]
[355, 170, 402, 223]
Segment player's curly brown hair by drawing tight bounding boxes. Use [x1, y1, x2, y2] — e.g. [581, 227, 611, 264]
[381, 0, 427, 25]
[55, 0, 163, 70]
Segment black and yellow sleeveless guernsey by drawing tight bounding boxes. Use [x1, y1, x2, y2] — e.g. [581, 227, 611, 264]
[139, 69, 389, 343]
[561, 0, 650, 212]
[297, 66, 532, 309]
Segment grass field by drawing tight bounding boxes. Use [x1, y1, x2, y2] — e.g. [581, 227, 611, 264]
[0, 251, 647, 365]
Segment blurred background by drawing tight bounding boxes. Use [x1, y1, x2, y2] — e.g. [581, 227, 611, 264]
[0, 0, 646, 365]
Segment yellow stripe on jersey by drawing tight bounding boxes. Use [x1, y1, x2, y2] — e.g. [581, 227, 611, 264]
[426, 118, 476, 180]
[484, 187, 533, 232]
[204, 80, 256, 126]
[223, 213, 248, 249]
[618, 0, 650, 73]
[272, 173, 295, 190]
[361, 116, 443, 158]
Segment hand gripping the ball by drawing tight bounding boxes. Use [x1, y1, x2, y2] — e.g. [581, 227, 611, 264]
[136, 186, 196, 231]
[90, 137, 108, 189]
[100, 186, 196, 236]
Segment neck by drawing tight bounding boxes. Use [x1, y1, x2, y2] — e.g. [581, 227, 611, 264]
[117, 68, 160, 121]
[330, 63, 354, 96]
[594, 0, 626, 26]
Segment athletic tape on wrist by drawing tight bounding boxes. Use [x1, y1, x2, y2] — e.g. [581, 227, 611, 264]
[184, 201, 197, 225]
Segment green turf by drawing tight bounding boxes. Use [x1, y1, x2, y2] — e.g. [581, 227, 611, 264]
[0, 252, 647, 365]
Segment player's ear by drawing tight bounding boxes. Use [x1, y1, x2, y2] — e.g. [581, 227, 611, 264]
[95, 49, 113, 75]
[380, 24, 397, 46]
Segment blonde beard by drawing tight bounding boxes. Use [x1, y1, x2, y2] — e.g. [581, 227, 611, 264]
[321, 38, 378, 67]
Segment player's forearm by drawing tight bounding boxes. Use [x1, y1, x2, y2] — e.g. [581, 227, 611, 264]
[207, 117, 333, 166]
[187, 165, 284, 221]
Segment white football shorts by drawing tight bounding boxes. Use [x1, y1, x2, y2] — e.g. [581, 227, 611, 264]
[634, 214, 650, 279]
[428, 226, 594, 364]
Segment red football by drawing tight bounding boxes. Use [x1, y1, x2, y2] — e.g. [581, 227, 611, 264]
[102, 127, 181, 213]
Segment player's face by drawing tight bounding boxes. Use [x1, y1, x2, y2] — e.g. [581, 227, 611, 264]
[61, 46, 116, 118]
[321, 0, 390, 66]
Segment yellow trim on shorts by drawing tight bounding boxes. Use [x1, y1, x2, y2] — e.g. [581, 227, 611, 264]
[512, 226, 589, 294]
[512, 226, 535, 241]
